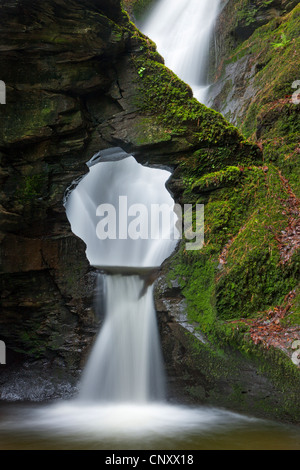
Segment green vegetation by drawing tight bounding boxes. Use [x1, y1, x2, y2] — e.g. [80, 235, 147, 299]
[131, 46, 260, 167]
[125, 6, 299, 377]
[133, 56, 242, 146]
[191, 4, 300, 372]
[168, 163, 299, 335]
[16, 174, 47, 202]
[220, 4, 300, 196]
[271, 32, 291, 48]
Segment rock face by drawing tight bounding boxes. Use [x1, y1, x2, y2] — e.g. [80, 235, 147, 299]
[0, 0, 130, 396]
[208, 0, 298, 119]
[0, 0, 259, 401]
[207, 0, 300, 193]
[0, 0, 299, 422]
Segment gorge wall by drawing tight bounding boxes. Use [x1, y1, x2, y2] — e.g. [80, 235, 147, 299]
[0, 0, 299, 422]
[0, 0, 256, 399]
[207, 0, 300, 193]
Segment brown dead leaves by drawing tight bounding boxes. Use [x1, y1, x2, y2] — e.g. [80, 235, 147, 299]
[231, 290, 300, 362]
[275, 172, 300, 264]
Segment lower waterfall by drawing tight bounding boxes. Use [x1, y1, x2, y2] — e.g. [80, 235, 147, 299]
[79, 274, 165, 402]
[64, 147, 178, 402]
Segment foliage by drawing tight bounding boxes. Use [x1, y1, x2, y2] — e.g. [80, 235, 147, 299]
[138, 66, 146, 77]
[226, 4, 300, 196]
[271, 33, 291, 48]
[133, 53, 245, 147]
[16, 174, 47, 202]
[125, 3, 300, 377]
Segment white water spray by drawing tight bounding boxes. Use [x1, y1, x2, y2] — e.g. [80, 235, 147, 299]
[140, 0, 221, 103]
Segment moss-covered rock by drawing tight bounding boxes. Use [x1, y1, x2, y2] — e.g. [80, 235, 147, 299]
[0, 0, 261, 400]
[208, 2, 300, 196]
[200, 2, 300, 395]
[161, 158, 299, 420]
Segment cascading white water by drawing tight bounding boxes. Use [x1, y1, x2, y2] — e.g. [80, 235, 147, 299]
[65, 148, 178, 269]
[79, 275, 165, 402]
[64, 148, 179, 402]
[140, 0, 221, 103]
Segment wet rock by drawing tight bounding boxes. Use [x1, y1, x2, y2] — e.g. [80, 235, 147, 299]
[0, 0, 260, 404]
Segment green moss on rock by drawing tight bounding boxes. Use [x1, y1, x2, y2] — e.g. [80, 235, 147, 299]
[133, 57, 245, 147]
[168, 164, 299, 329]
[211, 4, 300, 196]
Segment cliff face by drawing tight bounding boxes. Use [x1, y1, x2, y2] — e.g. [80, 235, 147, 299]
[212, 0, 298, 65]
[158, 0, 299, 420]
[0, 0, 129, 397]
[0, 0, 260, 400]
[207, 0, 300, 193]
[204, 0, 299, 369]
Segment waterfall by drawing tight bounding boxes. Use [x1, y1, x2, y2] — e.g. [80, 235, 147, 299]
[64, 148, 179, 402]
[65, 148, 178, 269]
[140, 0, 221, 104]
[79, 275, 165, 402]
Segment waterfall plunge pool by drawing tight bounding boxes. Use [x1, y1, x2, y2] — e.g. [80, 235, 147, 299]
[1, 401, 300, 450]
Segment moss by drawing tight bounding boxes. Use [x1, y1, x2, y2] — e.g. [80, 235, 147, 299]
[165, 158, 299, 417]
[180, 317, 300, 420]
[132, 54, 245, 147]
[168, 251, 217, 334]
[203, 6, 300, 357]
[178, 145, 262, 190]
[206, 5, 300, 328]
[129, 116, 173, 146]
[192, 166, 243, 192]
[217, 250, 299, 320]
[168, 164, 299, 329]
[16, 173, 47, 202]
[0, 91, 81, 145]
[220, 4, 300, 196]
[256, 103, 300, 196]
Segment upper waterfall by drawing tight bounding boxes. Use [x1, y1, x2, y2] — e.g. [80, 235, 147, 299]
[140, 0, 221, 104]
